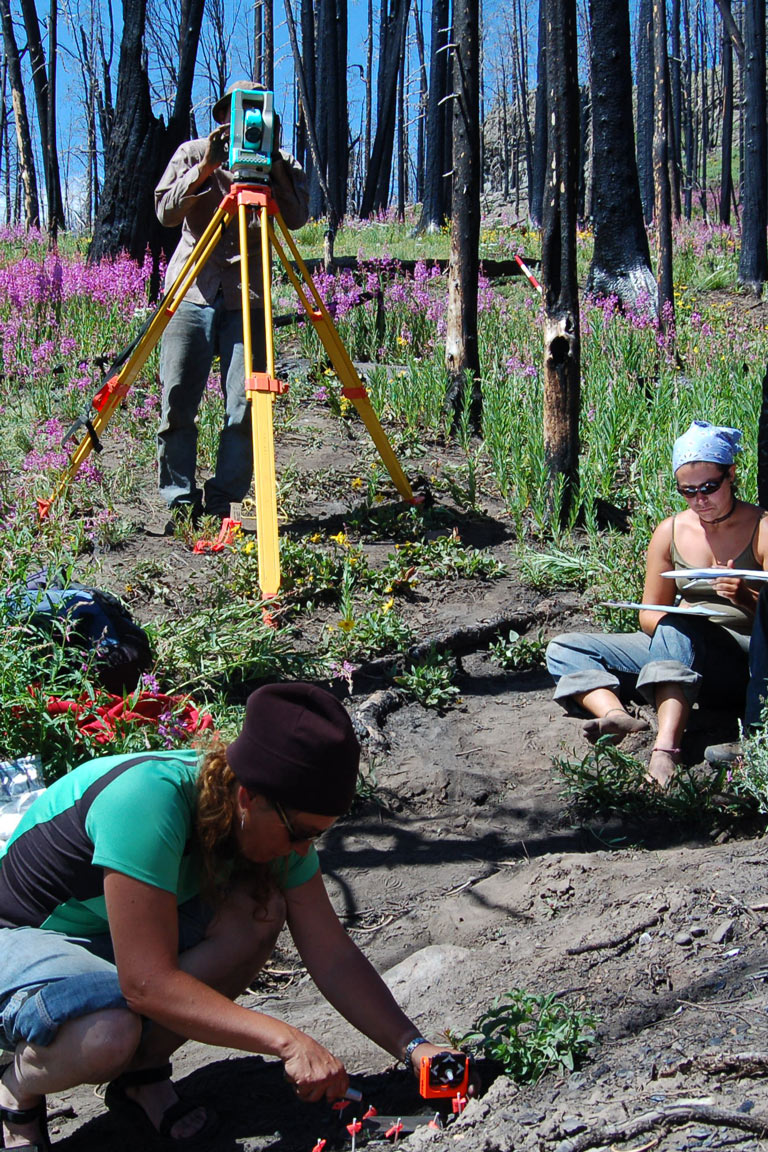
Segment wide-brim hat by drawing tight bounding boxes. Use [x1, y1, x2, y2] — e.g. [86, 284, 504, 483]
[212, 80, 267, 125]
[226, 682, 360, 816]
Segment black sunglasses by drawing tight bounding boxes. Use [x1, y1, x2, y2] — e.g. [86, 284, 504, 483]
[272, 799, 323, 844]
[676, 475, 727, 499]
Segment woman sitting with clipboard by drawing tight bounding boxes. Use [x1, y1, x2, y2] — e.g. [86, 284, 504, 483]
[546, 420, 768, 788]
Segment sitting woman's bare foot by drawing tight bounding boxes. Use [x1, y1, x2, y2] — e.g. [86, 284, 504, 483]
[645, 746, 680, 790]
[583, 708, 650, 745]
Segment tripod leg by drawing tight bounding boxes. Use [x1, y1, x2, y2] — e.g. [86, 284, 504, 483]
[44, 198, 239, 514]
[240, 199, 282, 598]
[268, 214, 415, 504]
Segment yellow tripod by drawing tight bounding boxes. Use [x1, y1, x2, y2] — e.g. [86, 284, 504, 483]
[41, 182, 415, 598]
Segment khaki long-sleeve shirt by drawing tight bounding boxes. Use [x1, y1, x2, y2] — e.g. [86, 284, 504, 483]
[155, 139, 309, 309]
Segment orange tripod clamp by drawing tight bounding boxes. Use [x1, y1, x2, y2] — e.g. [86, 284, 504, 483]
[418, 1053, 469, 1100]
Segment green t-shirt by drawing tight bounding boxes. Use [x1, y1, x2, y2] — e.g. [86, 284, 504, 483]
[0, 749, 318, 935]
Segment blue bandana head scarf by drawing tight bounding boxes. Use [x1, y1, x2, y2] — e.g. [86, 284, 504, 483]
[672, 420, 743, 474]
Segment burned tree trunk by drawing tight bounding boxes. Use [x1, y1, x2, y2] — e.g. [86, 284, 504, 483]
[361, 0, 408, 217]
[530, 0, 547, 225]
[444, 0, 481, 431]
[17, 0, 65, 232]
[737, 0, 767, 292]
[0, 0, 39, 227]
[635, 0, 654, 223]
[90, 0, 204, 284]
[652, 0, 674, 331]
[89, 0, 165, 273]
[417, 0, 451, 231]
[719, 15, 733, 224]
[586, 0, 656, 311]
[541, 0, 580, 523]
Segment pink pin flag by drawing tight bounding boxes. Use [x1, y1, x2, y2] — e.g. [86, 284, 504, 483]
[332, 1099, 351, 1113]
[385, 1118, 404, 1141]
[362, 1106, 377, 1119]
[312, 1140, 327, 1152]
[452, 1092, 467, 1114]
[428, 1113, 442, 1130]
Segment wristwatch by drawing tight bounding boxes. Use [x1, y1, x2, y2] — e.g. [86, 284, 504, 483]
[402, 1035, 429, 1064]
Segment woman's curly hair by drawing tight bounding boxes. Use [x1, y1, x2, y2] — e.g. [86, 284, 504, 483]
[195, 741, 275, 909]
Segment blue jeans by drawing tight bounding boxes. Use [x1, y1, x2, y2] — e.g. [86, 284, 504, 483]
[546, 615, 749, 710]
[0, 899, 212, 1051]
[157, 297, 267, 516]
[746, 586, 768, 729]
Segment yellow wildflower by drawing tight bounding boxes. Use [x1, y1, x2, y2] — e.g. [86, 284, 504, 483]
[381, 597, 394, 614]
[331, 531, 348, 547]
[337, 617, 355, 632]
[351, 477, 364, 490]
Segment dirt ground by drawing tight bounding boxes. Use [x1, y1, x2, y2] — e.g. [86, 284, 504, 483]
[44, 365, 768, 1152]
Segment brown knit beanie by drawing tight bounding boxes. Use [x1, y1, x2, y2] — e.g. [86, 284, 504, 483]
[226, 683, 360, 815]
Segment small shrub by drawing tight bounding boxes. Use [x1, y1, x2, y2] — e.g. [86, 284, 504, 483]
[463, 988, 598, 1083]
[734, 719, 768, 815]
[395, 648, 460, 709]
[555, 739, 751, 825]
[490, 629, 547, 671]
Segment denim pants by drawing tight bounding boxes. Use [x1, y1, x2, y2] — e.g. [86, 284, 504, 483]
[157, 297, 267, 516]
[546, 615, 749, 710]
[746, 586, 768, 729]
[0, 899, 212, 1051]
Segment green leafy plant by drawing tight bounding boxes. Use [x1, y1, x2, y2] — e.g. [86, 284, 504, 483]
[463, 989, 598, 1083]
[555, 738, 751, 825]
[733, 712, 768, 815]
[395, 647, 460, 709]
[490, 629, 547, 671]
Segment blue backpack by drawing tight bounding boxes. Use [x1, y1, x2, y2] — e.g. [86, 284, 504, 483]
[9, 571, 152, 694]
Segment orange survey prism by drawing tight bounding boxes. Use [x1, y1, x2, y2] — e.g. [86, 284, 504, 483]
[418, 1052, 470, 1100]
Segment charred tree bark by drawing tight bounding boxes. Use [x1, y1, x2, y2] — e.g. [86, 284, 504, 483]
[297, 0, 315, 185]
[652, 0, 674, 331]
[586, 0, 656, 311]
[89, 0, 166, 278]
[416, 0, 451, 231]
[737, 0, 767, 292]
[0, 0, 39, 227]
[669, 0, 682, 219]
[530, 0, 547, 225]
[541, 0, 580, 523]
[635, 0, 654, 223]
[360, 0, 409, 217]
[719, 15, 733, 224]
[17, 0, 65, 232]
[314, 0, 348, 218]
[90, 0, 204, 282]
[263, 0, 274, 89]
[682, 0, 693, 218]
[284, 0, 339, 251]
[412, 0, 427, 204]
[514, 0, 534, 205]
[444, 0, 481, 431]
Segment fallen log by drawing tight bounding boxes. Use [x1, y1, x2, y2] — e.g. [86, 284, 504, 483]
[556, 1103, 768, 1152]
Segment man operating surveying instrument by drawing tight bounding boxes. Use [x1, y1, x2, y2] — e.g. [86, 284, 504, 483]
[40, 81, 416, 599]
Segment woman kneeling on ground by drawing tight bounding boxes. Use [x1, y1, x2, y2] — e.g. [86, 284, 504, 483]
[0, 683, 455, 1150]
[546, 420, 768, 789]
